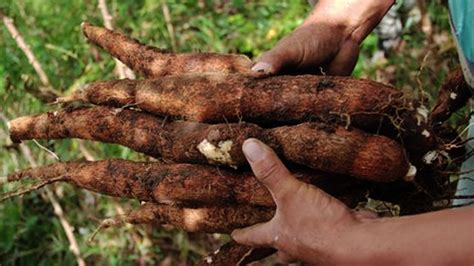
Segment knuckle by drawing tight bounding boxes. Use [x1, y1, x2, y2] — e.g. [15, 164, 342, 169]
[256, 160, 281, 183]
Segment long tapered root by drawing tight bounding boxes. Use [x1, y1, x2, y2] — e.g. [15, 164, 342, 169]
[81, 22, 252, 78]
[9, 106, 410, 181]
[128, 203, 275, 233]
[90, 202, 274, 236]
[5, 159, 366, 207]
[59, 73, 406, 127]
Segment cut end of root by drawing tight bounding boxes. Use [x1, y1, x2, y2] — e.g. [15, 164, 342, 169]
[0, 176, 7, 185]
[80, 21, 88, 31]
[404, 164, 417, 182]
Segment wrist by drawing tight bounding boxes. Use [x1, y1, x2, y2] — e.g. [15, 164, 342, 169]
[334, 218, 403, 265]
[313, 217, 385, 265]
[304, 0, 395, 44]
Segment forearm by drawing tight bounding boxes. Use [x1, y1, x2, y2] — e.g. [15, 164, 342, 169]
[303, 0, 395, 43]
[341, 207, 474, 265]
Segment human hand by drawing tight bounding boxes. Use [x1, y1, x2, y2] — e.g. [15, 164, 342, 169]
[251, 23, 360, 76]
[231, 139, 378, 264]
[252, 1, 394, 76]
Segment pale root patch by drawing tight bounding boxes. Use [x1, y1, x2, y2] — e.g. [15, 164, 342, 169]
[450, 92, 458, 100]
[416, 106, 429, 126]
[183, 208, 205, 231]
[0, 176, 7, 184]
[422, 150, 438, 165]
[204, 256, 213, 264]
[6, 121, 11, 130]
[197, 139, 234, 166]
[111, 108, 123, 115]
[213, 248, 220, 255]
[421, 129, 431, 138]
[404, 164, 417, 182]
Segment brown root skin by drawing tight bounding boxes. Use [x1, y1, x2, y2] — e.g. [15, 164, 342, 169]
[119, 202, 275, 234]
[197, 241, 276, 266]
[59, 73, 405, 129]
[81, 22, 252, 78]
[6, 159, 364, 207]
[267, 123, 409, 182]
[89, 203, 274, 244]
[9, 106, 410, 181]
[430, 68, 471, 124]
[97, 202, 275, 234]
[7, 159, 158, 201]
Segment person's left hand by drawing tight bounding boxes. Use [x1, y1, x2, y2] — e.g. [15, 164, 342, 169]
[232, 138, 378, 264]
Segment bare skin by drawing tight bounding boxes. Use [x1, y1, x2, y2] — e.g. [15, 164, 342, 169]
[233, 1, 474, 263]
[232, 139, 474, 265]
[251, 0, 395, 76]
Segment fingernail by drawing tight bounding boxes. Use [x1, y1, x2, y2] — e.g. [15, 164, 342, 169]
[242, 139, 265, 162]
[251, 62, 272, 73]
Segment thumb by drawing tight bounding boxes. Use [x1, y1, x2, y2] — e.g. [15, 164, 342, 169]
[242, 139, 301, 203]
[231, 222, 273, 247]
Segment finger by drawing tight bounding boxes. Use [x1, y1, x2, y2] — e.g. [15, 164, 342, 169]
[251, 31, 303, 76]
[231, 222, 274, 247]
[276, 250, 297, 264]
[242, 138, 301, 202]
[251, 51, 285, 77]
[326, 39, 360, 76]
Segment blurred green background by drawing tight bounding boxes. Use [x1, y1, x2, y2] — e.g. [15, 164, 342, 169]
[0, 0, 463, 265]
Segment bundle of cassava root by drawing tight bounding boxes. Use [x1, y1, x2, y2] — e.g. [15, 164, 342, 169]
[2, 22, 469, 265]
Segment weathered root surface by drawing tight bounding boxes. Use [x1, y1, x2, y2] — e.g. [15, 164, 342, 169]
[59, 73, 405, 127]
[58, 73, 439, 159]
[81, 22, 252, 78]
[6, 159, 366, 207]
[9, 106, 410, 181]
[109, 202, 274, 234]
[197, 241, 276, 266]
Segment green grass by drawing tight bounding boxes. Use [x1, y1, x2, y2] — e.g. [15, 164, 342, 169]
[0, 0, 462, 264]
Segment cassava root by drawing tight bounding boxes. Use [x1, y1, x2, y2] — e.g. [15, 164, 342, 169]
[81, 22, 252, 78]
[93, 202, 274, 234]
[431, 68, 471, 124]
[58, 73, 405, 129]
[9, 106, 411, 182]
[5, 159, 365, 207]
